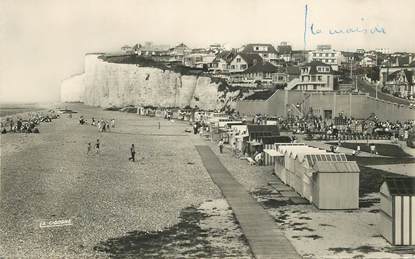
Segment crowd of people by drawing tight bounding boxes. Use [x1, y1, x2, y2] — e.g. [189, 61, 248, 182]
[79, 116, 116, 132]
[1, 111, 59, 134]
[249, 112, 414, 141]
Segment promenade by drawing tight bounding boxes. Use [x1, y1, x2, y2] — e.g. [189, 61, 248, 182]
[197, 145, 300, 259]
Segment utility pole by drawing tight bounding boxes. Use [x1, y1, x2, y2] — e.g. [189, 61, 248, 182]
[376, 81, 378, 99]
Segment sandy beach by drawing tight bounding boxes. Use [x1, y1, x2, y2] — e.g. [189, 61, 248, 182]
[0, 103, 251, 258]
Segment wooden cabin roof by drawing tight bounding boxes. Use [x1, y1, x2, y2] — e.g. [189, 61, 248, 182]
[313, 161, 360, 173]
[383, 177, 415, 196]
[306, 153, 347, 167]
[247, 124, 279, 134]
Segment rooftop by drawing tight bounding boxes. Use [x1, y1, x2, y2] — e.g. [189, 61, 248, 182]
[241, 44, 278, 54]
[243, 62, 278, 74]
[244, 90, 276, 100]
[236, 53, 263, 66]
[383, 177, 415, 196]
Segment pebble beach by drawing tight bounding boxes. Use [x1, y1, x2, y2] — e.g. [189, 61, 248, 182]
[0, 103, 251, 258]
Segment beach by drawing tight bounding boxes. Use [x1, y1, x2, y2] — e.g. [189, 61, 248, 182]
[1, 103, 414, 258]
[0, 103, 251, 258]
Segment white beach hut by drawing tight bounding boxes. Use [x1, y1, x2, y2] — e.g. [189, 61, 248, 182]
[379, 177, 415, 245]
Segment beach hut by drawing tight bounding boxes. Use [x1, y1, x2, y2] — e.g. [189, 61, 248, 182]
[246, 124, 279, 141]
[263, 143, 278, 166]
[379, 177, 415, 245]
[290, 148, 329, 197]
[311, 160, 360, 209]
[274, 144, 307, 184]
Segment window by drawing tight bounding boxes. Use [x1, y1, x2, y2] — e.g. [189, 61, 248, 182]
[236, 58, 241, 62]
[325, 53, 328, 57]
[331, 53, 335, 57]
[255, 47, 259, 51]
[325, 67, 329, 72]
[318, 76, 322, 81]
[313, 85, 317, 90]
[231, 65, 235, 69]
[240, 64, 247, 70]
[263, 53, 268, 58]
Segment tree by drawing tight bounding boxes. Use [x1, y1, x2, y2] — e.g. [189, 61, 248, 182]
[366, 66, 380, 82]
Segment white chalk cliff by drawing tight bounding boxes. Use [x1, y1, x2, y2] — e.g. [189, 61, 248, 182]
[60, 73, 85, 102]
[61, 54, 242, 110]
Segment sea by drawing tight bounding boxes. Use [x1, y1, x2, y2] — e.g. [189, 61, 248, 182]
[0, 103, 47, 117]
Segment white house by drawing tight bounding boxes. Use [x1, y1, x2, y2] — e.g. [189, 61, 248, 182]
[209, 50, 236, 74]
[360, 56, 376, 67]
[292, 61, 334, 91]
[240, 44, 278, 64]
[228, 53, 262, 73]
[308, 45, 343, 71]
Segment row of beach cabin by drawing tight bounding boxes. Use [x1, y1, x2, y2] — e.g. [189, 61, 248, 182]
[270, 143, 360, 210]
[137, 109, 415, 246]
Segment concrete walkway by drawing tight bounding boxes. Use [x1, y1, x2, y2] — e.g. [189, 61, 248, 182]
[196, 145, 300, 259]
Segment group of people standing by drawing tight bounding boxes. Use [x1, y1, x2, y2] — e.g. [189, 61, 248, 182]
[78, 115, 136, 162]
[90, 117, 115, 132]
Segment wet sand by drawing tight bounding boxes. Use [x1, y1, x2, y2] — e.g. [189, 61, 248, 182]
[0, 103, 251, 258]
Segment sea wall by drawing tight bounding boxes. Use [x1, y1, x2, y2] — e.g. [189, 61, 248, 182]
[61, 54, 241, 110]
[237, 90, 415, 120]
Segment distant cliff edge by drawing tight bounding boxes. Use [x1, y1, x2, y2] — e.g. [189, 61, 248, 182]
[60, 54, 245, 110]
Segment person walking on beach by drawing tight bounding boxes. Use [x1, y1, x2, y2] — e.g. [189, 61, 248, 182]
[232, 141, 238, 157]
[87, 142, 92, 155]
[95, 139, 100, 154]
[218, 139, 224, 154]
[129, 144, 136, 162]
[111, 119, 115, 128]
[370, 143, 376, 154]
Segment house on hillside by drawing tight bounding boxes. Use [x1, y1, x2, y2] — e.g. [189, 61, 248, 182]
[388, 53, 414, 67]
[183, 49, 216, 69]
[228, 53, 262, 73]
[291, 61, 334, 91]
[308, 45, 343, 71]
[360, 56, 376, 67]
[291, 50, 309, 65]
[169, 43, 191, 62]
[229, 61, 285, 88]
[241, 43, 278, 65]
[137, 42, 171, 56]
[383, 69, 415, 98]
[277, 42, 292, 62]
[208, 43, 226, 54]
[209, 50, 237, 74]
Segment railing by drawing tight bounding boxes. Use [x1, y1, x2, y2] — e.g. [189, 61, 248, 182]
[285, 78, 301, 90]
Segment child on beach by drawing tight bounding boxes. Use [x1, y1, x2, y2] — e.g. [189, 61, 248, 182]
[87, 142, 92, 155]
[129, 144, 136, 162]
[95, 139, 100, 154]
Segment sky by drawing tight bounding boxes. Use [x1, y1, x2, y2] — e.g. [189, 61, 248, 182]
[1, 0, 414, 103]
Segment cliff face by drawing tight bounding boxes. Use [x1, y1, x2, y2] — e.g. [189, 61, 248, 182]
[61, 54, 241, 110]
[60, 73, 85, 102]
